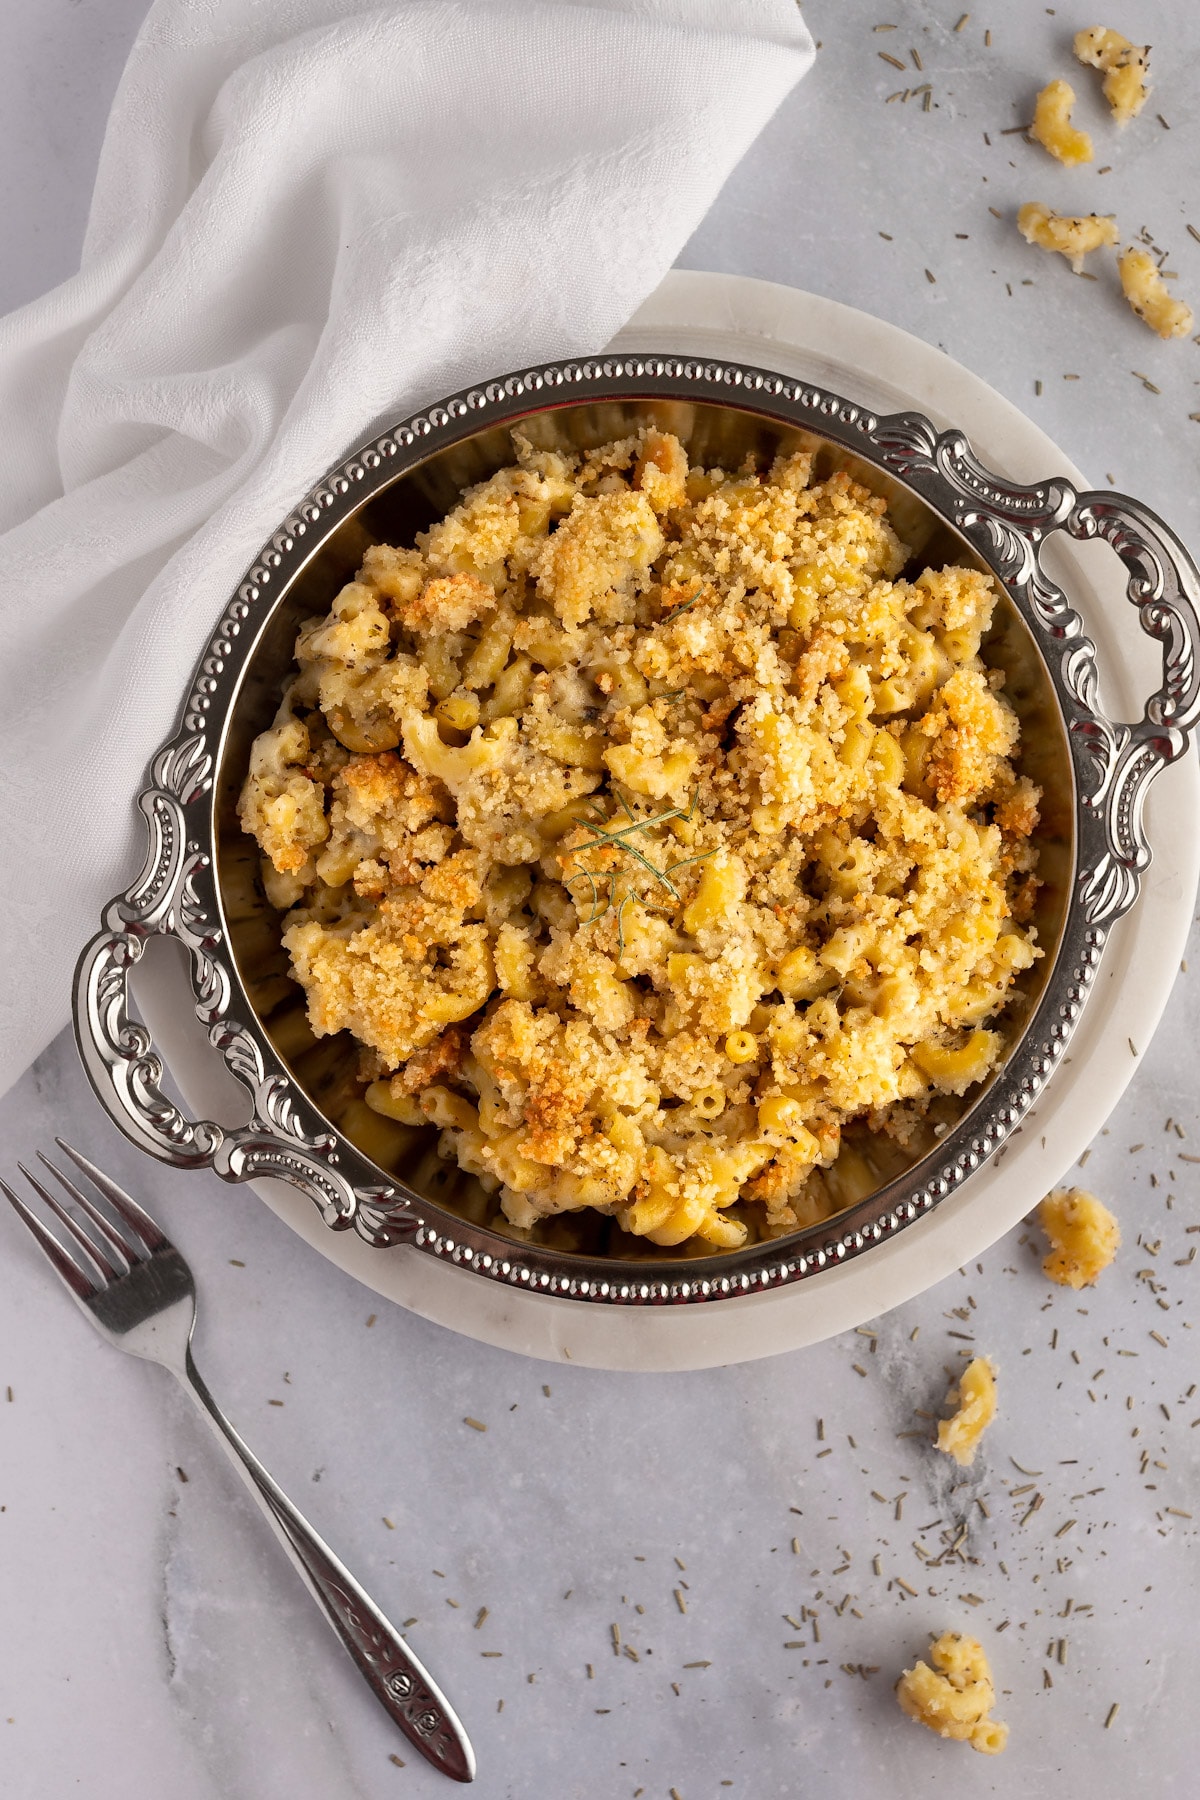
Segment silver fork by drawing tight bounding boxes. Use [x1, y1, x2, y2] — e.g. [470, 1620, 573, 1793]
[2, 1141, 476, 1784]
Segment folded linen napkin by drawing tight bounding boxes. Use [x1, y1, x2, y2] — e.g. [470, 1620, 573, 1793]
[0, 0, 813, 1097]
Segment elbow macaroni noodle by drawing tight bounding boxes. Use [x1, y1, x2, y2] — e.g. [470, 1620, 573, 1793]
[239, 427, 1042, 1251]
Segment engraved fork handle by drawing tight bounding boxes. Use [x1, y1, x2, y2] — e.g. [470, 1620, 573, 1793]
[178, 1348, 475, 1783]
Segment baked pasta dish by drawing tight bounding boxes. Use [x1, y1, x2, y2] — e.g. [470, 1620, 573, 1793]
[238, 427, 1041, 1252]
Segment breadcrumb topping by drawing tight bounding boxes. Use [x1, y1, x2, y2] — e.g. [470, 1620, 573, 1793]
[239, 429, 1041, 1250]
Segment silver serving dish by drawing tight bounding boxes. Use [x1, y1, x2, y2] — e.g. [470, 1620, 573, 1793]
[73, 356, 1200, 1305]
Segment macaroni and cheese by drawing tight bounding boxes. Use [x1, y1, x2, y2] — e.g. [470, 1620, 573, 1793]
[1038, 1188, 1120, 1287]
[239, 428, 1041, 1251]
[936, 1356, 997, 1466]
[896, 1632, 1008, 1754]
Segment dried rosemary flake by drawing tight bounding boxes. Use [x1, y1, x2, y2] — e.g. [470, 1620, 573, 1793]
[879, 50, 907, 69]
[924, 269, 936, 284]
[474, 1607, 489, 1630]
[955, 12, 970, 28]
[1105, 1702, 1120, 1729]
[674, 1589, 687, 1614]
[911, 48, 923, 69]
[683, 1660, 712, 1668]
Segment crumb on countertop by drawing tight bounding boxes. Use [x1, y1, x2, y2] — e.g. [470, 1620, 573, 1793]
[1074, 26, 1151, 125]
[1031, 79, 1093, 166]
[896, 1632, 1008, 1755]
[1037, 1188, 1120, 1288]
[936, 1355, 997, 1466]
[1017, 202, 1118, 274]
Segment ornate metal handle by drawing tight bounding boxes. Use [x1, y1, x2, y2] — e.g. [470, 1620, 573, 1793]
[873, 418, 1200, 924]
[181, 1353, 475, 1782]
[1053, 489, 1200, 922]
[72, 739, 420, 1247]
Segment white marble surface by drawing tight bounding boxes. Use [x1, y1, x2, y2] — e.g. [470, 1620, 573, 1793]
[2, 3, 1200, 1797]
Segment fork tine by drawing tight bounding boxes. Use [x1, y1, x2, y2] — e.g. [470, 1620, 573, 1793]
[1, 1177, 100, 1302]
[16, 1164, 122, 1285]
[54, 1140, 168, 1252]
[36, 1152, 144, 1267]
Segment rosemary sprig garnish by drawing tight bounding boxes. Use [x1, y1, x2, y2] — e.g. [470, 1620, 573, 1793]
[564, 789, 704, 925]
[663, 587, 702, 623]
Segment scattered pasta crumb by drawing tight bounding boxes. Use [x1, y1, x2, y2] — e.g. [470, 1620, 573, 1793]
[1118, 248, 1195, 340]
[1074, 26, 1151, 124]
[1037, 1188, 1120, 1288]
[896, 1633, 1008, 1755]
[1030, 79, 1093, 166]
[1016, 202, 1118, 274]
[936, 1356, 997, 1466]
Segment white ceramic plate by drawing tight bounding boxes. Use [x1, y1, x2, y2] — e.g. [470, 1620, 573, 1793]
[133, 271, 1200, 1371]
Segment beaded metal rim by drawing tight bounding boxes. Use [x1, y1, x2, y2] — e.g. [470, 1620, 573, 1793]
[73, 355, 1200, 1304]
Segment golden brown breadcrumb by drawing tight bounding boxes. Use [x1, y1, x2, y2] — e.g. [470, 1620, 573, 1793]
[240, 429, 1041, 1249]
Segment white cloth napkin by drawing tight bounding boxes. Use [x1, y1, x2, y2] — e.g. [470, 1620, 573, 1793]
[0, 0, 812, 1097]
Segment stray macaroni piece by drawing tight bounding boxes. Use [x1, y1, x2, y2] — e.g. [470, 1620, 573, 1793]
[1074, 26, 1151, 124]
[936, 1356, 997, 1466]
[1017, 202, 1118, 274]
[896, 1633, 1008, 1755]
[1038, 1188, 1120, 1288]
[240, 430, 1042, 1250]
[1119, 247, 1195, 341]
[1030, 79, 1093, 166]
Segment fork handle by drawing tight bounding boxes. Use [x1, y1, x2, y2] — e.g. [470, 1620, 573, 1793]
[177, 1350, 475, 1783]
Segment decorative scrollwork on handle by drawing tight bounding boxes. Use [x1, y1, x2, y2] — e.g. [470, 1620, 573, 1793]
[74, 730, 421, 1239]
[870, 413, 1200, 927]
